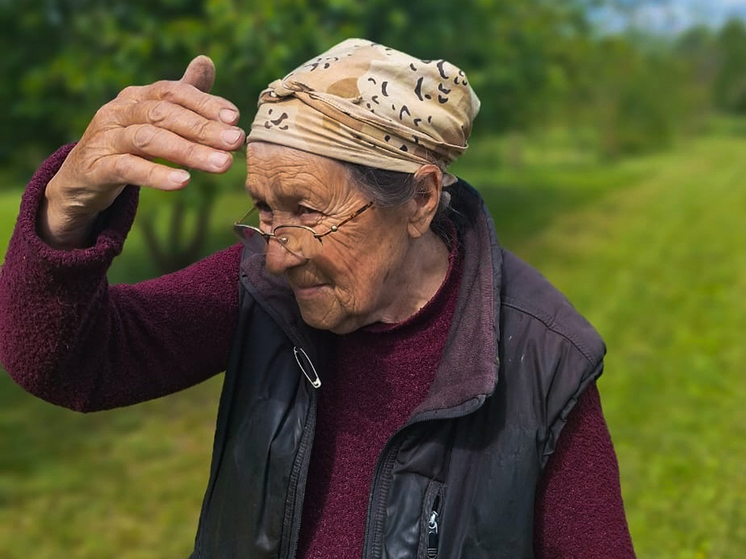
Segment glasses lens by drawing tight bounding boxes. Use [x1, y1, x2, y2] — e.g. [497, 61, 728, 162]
[274, 225, 320, 258]
[233, 224, 267, 252]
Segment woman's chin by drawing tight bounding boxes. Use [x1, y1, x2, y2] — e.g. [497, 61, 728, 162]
[297, 298, 338, 331]
[297, 303, 362, 335]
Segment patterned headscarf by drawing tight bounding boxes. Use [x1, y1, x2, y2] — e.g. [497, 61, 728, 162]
[247, 39, 480, 185]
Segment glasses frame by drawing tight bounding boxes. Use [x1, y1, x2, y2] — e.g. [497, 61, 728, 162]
[233, 201, 374, 258]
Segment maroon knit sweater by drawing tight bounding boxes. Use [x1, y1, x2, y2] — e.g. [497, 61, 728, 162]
[298, 230, 463, 558]
[0, 145, 635, 558]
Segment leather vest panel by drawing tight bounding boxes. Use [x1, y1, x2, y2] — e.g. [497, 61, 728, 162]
[193, 296, 315, 558]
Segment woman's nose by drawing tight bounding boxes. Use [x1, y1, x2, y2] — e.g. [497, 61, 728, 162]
[264, 238, 306, 275]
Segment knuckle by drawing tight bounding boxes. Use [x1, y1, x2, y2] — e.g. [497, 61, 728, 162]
[112, 155, 133, 182]
[182, 142, 200, 162]
[146, 164, 162, 186]
[132, 124, 158, 150]
[92, 104, 112, 123]
[146, 100, 169, 124]
[95, 96, 129, 118]
[98, 97, 136, 129]
[194, 94, 214, 114]
[154, 80, 178, 102]
[189, 118, 212, 142]
[117, 85, 141, 100]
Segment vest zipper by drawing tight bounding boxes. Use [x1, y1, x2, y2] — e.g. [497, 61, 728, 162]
[363, 401, 482, 558]
[362, 438, 403, 558]
[426, 495, 441, 559]
[280, 343, 321, 558]
[281, 386, 317, 558]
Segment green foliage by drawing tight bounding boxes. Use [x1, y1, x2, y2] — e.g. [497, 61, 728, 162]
[2, 0, 613, 272]
[579, 38, 678, 157]
[714, 18, 746, 113]
[352, 0, 596, 132]
[0, 0, 739, 271]
[4, 0, 712, 169]
[3, 0, 604, 158]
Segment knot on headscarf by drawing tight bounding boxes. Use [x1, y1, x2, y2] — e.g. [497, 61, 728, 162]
[248, 39, 481, 182]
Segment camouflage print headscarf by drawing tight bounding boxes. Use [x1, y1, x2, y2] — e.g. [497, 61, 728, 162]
[247, 38, 480, 185]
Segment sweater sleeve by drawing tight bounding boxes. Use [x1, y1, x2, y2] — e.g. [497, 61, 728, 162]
[0, 145, 242, 412]
[533, 383, 636, 558]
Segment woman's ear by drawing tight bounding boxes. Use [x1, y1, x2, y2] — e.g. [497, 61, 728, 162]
[407, 164, 442, 238]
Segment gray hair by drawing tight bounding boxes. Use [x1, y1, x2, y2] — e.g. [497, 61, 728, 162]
[344, 163, 452, 219]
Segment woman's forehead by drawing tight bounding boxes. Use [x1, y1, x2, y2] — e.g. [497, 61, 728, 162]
[245, 142, 352, 202]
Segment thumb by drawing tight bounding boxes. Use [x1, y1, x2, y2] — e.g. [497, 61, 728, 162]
[180, 55, 215, 93]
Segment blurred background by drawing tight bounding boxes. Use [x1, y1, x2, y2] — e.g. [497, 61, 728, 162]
[1, 0, 745, 557]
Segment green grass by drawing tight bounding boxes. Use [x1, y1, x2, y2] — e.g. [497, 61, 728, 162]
[510, 134, 746, 558]
[1, 126, 745, 557]
[0, 375, 223, 559]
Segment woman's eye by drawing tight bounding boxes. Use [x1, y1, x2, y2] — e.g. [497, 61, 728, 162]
[297, 205, 323, 224]
[255, 203, 273, 224]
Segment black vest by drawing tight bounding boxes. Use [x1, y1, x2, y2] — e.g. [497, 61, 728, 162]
[189, 181, 605, 558]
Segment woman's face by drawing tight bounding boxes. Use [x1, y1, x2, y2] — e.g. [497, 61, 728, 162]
[245, 142, 428, 334]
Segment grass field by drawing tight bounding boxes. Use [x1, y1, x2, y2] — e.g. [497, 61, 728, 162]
[1, 124, 745, 558]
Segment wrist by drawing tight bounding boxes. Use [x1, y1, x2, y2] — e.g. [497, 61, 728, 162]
[39, 175, 98, 249]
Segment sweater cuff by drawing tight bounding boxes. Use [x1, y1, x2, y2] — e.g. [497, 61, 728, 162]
[15, 143, 139, 274]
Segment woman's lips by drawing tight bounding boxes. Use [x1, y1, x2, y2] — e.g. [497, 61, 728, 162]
[292, 283, 328, 298]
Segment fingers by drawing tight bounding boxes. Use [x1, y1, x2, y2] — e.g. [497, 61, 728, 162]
[177, 55, 240, 124]
[59, 56, 245, 206]
[180, 55, 215, 93]
[107, 154, 194, 191]
[102, 59, 245, 179]
[115, 123, 234, 175]
[125, 99, 244, 151]
[117, 80, 240, 126]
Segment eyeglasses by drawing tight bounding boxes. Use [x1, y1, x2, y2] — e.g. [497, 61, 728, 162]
[233, 202, 374, 259]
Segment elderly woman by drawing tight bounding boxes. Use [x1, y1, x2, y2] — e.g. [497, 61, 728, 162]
[0, 40, 634, 558]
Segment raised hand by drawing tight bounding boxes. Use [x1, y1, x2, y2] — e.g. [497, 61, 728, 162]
[40, 56, 245, 249]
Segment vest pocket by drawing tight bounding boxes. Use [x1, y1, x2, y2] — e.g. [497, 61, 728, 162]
[419, 480, 445, 559]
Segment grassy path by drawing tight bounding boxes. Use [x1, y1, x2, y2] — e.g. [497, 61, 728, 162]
[505, 134, 746, 558]
[1, 131, 745, 557]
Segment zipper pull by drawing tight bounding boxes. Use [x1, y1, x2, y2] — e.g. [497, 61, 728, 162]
[293, 346, 321, 388]
[427, 509, 439, 558]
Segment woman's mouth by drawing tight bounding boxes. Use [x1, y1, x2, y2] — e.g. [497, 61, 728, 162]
[291, 283, 328, 299]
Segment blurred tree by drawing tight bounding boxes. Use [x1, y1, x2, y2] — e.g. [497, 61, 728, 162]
[3, 0, 605, 271]
[355, 0, 601, 133]
[675, 25, 718, 93]
[582, 36, 698, 157]
[672, 25, 719, 132]
[714, 17, 746, 114]
[0, 2, 68, 167]
[0, 0, 720, 270]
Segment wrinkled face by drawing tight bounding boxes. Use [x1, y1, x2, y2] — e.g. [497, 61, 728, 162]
[245, 142, 417, 334]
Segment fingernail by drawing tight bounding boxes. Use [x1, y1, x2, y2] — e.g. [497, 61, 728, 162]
[210, 152, 230, 168]
[221, 128, 243, 145]
[170, 169, 191, 185]
[219, 109, 239, 123]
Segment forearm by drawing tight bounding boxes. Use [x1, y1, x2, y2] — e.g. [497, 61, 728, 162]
[0, 146, 240, 411]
